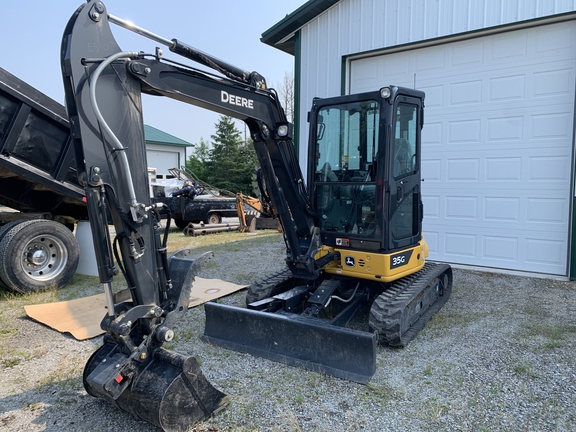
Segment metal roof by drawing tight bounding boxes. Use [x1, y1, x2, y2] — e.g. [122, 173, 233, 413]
[261, 0, 340, 55]
[144, 124, 193, 147]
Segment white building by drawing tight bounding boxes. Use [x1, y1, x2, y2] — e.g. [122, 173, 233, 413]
[144, 124, 193, 179]
[263, 0, 576, 278]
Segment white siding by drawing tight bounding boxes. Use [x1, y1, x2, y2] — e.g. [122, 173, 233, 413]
[297, 0, 576, 163]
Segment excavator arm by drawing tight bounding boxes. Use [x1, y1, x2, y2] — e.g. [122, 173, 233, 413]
[62, 5, 320, 278]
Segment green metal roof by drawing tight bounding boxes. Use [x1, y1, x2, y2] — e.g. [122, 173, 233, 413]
[261, 0, 340, 55]
[144, 124, 193, 147]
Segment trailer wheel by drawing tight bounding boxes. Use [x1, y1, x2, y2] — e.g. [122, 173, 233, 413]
[0, 220, 79, 293]
[205, 213, 221, 225]
[0, 221, 29, 288]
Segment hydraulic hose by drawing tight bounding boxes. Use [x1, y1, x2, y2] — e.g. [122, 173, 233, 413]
[88, 51, 141, 218]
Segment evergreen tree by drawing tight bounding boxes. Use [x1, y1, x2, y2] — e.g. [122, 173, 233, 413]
[185, 137, 210, 180]
[206, 116, 258, 195]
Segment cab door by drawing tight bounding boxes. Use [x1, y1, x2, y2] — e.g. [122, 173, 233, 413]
[386, 96, 423, 251]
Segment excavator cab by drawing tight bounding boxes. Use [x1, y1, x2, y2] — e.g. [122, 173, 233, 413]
[305, 88, 430, 283]
[310, 89, 424, 255]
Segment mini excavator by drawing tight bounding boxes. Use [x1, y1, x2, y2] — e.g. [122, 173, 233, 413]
[61, 1, 452, 430]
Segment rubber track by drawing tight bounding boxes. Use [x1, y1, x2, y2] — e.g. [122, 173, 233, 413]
[369, 262, 453, 347]
[246, 267, 303, 305]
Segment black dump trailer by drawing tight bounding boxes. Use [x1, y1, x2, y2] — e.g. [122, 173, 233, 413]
[0, 67, 87, 293]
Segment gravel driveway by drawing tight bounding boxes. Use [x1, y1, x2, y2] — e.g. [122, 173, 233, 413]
[1, 233, 575, 431]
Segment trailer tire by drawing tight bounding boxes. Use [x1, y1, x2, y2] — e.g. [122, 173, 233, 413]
[205, 213, 222, 225]
[0, 220, 79, 293]
[0, 220, 26, 242]
[0, 221, 30, 288]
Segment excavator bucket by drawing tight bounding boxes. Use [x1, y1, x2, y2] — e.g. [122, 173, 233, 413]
[84, 341, 228, 432]
[203, 302, 377, 383]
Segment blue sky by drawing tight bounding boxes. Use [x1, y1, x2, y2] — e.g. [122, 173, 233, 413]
[1, 0, 306, 147]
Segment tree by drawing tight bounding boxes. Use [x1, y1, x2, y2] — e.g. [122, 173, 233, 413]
[206, 116, 258, 195]
[185, 137, 210, 180]
[277, 70, 294, 123]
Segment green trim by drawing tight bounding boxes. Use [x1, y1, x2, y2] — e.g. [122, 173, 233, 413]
[570, 106, 576, 279]
[340, 55, 347, 95]
[293, 30, 302, 157]
[261, 0, 340, 55]
[570, 199, 576, 280]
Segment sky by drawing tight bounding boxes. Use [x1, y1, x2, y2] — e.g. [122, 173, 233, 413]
[1, 0, 307, 148]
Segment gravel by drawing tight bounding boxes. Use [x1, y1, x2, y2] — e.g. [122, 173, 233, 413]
[1, 232, 575, 431]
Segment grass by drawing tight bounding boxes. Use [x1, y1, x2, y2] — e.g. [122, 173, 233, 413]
[360, 381, 400, 406]
[166, 227, 280, 254]
[424, 396, 450, 422]
[425, 311, 488, 331]
[514, 360, 538, 379]
[523, 322, 576, 350]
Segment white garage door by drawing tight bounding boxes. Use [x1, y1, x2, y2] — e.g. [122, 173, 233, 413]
[146, 150, 179, 178]
[350, 21, 576, 275]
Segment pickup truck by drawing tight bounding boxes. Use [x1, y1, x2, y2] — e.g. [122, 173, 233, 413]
[151, 176, 238, 228]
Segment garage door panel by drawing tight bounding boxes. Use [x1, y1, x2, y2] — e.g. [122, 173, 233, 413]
[423, 200, 570, 233]
[444, 232, 477, 258]
[428, 227, 569, 273]
[482, 235, 519, 262]
[524, 237, 567, 268]
[420, 59, 575, 109]
[533, 67, 575, 97]
[146, 150, 179, 177]
[423, 155, 572, 185]
[422, 107, 575, 152]
[352, 27, 576, 98]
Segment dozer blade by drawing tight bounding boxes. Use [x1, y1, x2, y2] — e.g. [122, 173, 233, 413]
[202, 302, 377, 384]
[84, 342, 228, 432]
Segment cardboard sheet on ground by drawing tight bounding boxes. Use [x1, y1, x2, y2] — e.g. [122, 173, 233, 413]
[24, 277, 245, 341]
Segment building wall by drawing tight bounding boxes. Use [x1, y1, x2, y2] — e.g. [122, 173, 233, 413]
[145, 143, 186, 178]
[297, 0, 576, 163]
